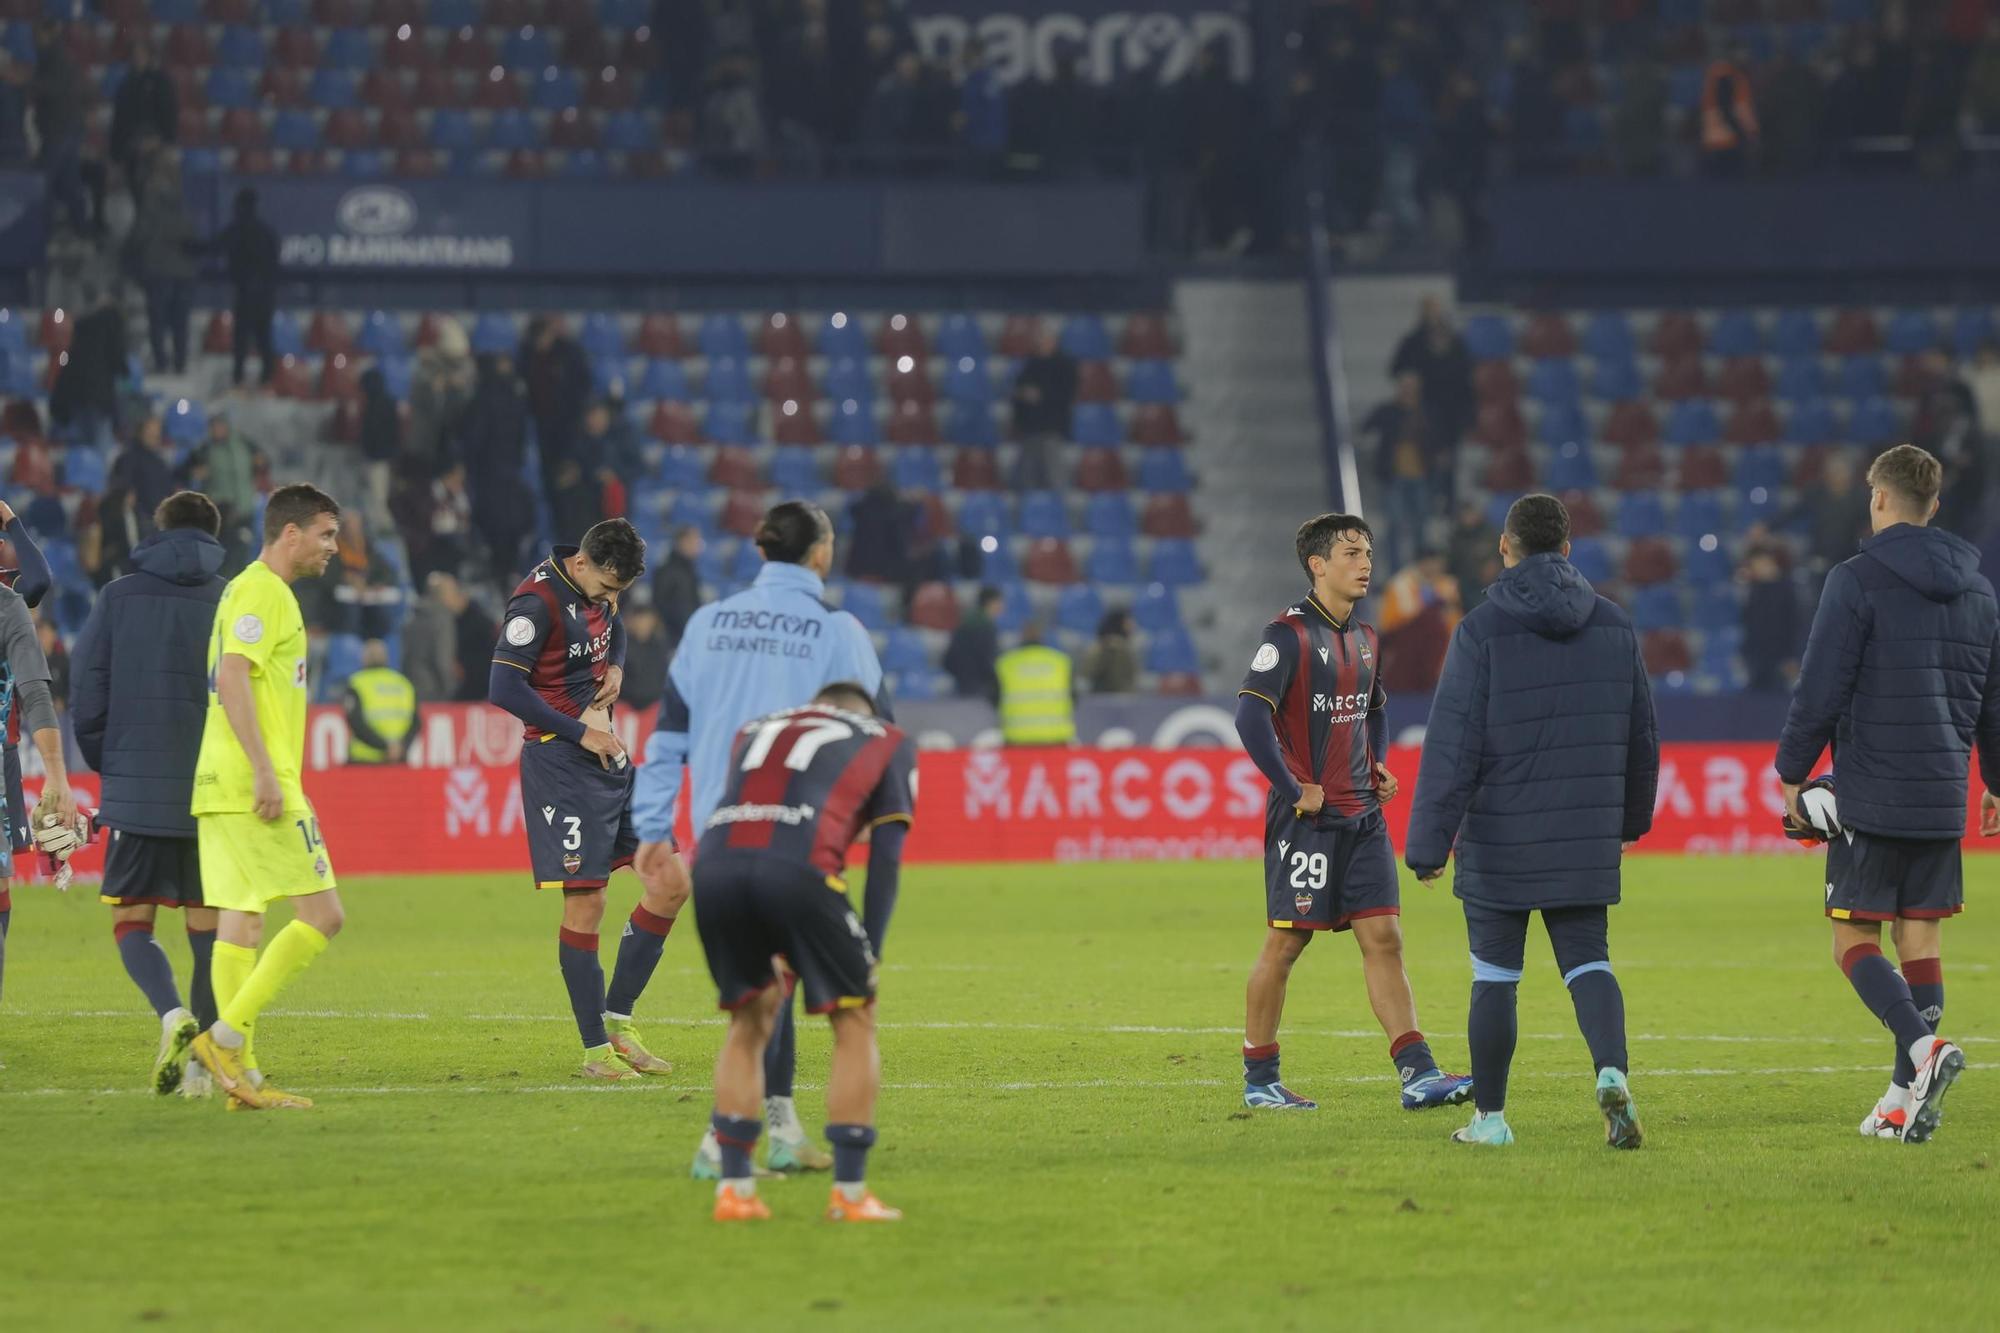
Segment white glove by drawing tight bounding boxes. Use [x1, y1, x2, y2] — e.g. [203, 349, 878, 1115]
[31, 805, 88, 862]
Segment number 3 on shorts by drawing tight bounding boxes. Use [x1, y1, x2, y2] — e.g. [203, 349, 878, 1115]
[1288, 850, 1327, 890]
[562, 816, 582, 851]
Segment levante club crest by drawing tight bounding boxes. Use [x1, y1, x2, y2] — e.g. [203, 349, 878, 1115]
[1294, 892, 1313, 915]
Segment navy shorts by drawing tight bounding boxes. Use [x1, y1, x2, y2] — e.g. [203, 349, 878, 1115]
[1264, 805, 1399, 933]
[100, 830, 204, 908]
[1825, 831, 1963, 923]
[3, 741, 25, 856]
[518, 736, 641, 890]
[1463, 901, 1611, 982]
[693, 850, 877, 1015]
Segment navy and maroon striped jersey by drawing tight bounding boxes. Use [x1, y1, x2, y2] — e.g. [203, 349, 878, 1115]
[696, 703, 916, 880]
[1237, 592, 1386, 827]
[491, 546, 622, 740]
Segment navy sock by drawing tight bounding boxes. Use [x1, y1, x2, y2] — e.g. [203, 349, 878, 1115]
[1841, 944, 1932, 1050]
[558, 929, 608, 1049]
[1390, 1031, 1438, 1084]
[604, 905, 674, 1016]
[185, 928, 217, 1030]
[115, 922, 184, 1018]
[1242, 1041, 1280, 1086]
[1894, 958, 1944, 1088]
[1468, 981, 1517, 1114]
[712, 1112, 762, 1180]
[1565, 964, 1628, 1074]
[763, 995, 797, 1100]
[825, 1122, 876, 1186]
[0, 897, 9, 1007]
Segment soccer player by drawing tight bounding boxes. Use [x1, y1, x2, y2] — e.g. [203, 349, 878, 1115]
[1775, 444, 1998, 1145]
[0, 499, 54, 885]
[632, 499, 889, 1178]
[696, 683, 913, 1223]
[1233, 513, 1471, 1112]
[187, 484, 346, 1111]
[488, 518, 687, 1081]
[1404, 495, 1658, 1148]
[70, 491, 228, 1096]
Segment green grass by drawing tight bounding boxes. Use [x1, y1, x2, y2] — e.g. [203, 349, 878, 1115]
[1, 856, 1995, 1332]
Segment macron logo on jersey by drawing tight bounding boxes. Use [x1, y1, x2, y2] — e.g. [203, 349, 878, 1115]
[533, 569, 548, 583]
[566, 603, 578, 619]
[1318, 646, 1329, 663]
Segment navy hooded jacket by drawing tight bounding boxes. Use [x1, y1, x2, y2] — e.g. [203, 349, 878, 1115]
[70, 527, 226, 837]
[1405, 553, 1659, 910]
[1775, 523, 2000, 840]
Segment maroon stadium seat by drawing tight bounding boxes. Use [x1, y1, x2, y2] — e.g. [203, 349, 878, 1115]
[997, 315, 1039, 359]
[311, 0, 365, 23]
[234, 146, 280, 174]
[771, 402, 818, 445]
[1893, 353, 1940, 399]
[1482, 445, 1535, 492]
[412, 69, 464, 108]
[1612, 444, 1666, 491]
[486, 0, 539, 25]
[505, 148, 546, 179]
[205, 0, 257, 19]
[1519, 312, 1577, 359]
[272, 28, 322, 67]
[952, 449, 1001, 491]
[760, 357, 814, 405]
[218, 109, 268, 148]
[1652, 353, 1707, 401]
[37, 307, 69, 353]
[1725, 400, 1781, 445]
[1074, 448, 1128, 492]
[395, 149, 443, 178]
[376, 0, 423, 23]
[1642, 630, 1694, 676]
[1677, 445, 1730, 491]
[757, 313, 808, 361]
[547, 109, 599, 150]
[1624, 537, 1678, 586]
[1792, 444, 1834, 488]
[649, 402, 701, 443]
[585, 68, 639, 112]
[1599, 400, 1660, 449]
[444, 29, 498, 70]
[708, 447, 761, 491]
[1474, 360, 1520, 407]
[170, 66, 206, 113]
[1825, 308, 1881, 356]
[475, 73, 528, 112]
[908, 582, 960, 632]
[258, 69, 310, 109]
[720, 491, 767, 539]
[916, 492, 953, 539]
[162, 24, 216, 67]
[1155, 672, 1204, 697]
[361, 70, 413, 114]
[1129, 405, 1183, 447]
[324, 109, 373, 150]
[176, 107, 213, 147]
[1075, 361, 1117, 403]
[1715, 356, 1772, 402]
[411, 313, 444, 349]
[876, 313, 927, 361]
[378, 109, 425, 150]
[1140, 495, 1198, 538]
[562, 22, 613, 71]
[832, 447, 885, 492]
[637, 313, 686, 359]
[202, 310, 233, 354]
[1647, 311, 1703, 359]
[1473, 401, 1527, 451]
[306, 312, 353, 356]
[885, 360, 934, 405]
[1559, 489, 1605, 536]
[1118, 311, 1174, 359]
[885, 400, 938, 444]
[383, 27, 434, 70]
[286, 149, 332, 176]
[1024, 538, 1079, 585]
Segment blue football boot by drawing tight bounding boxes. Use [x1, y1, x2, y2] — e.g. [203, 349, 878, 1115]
[1597, 1067, 1644, 1149]
[1450, 1109, 1515, 1146]
[1401, 1069, 1475, 1110]
[1243, 1081, 1318, 1110]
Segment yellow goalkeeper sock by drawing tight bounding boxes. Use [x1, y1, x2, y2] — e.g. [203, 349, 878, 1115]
[209, 939, 261, 1068]
[219, 922, 328, 1038]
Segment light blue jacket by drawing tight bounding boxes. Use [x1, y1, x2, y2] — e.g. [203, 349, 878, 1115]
[631, 561, 886, 841]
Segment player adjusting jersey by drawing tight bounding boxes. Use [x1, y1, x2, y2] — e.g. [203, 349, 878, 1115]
[193, 560, 311, 814]
[696, 704, 915, 880]
[1237, 592, 1386, 828]
[492, 545, 623, 740]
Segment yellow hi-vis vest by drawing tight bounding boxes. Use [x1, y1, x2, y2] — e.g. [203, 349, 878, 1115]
[346, 666, 416, 763]
[996, 644, 1075, 745]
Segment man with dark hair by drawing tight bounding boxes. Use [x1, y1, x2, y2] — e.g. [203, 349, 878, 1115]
[489, 518, 685, 1082]
[696, 683, 915, 1224]
[108, 39, 175, 193]
[187, 483, 344, 1109]
[1775, 444, 1999, 1145]
[1233, 512, 1472, 1114]
[944, 585, 1002, 703]
[216, 188, 279, 386]
[635, 498, 888, 1179]
[70, 489, 226, 1097]
[651, 525, 706, 649]
[1405, 493, 1658, 1149]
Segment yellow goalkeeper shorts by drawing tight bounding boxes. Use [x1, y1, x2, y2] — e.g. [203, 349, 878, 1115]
[197, 811, 337, 913]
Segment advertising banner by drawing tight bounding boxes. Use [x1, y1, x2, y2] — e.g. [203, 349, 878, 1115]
[907, 1, 1254, 84]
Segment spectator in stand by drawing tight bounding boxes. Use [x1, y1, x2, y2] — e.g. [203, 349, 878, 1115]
[859, 49, 923, 164]
[81, 486, 142, 587]
[402, 571, 460, 704]
[1434, 68, 1494, 247]
[846, 480, 913, 585]
[109, 415, 178, 521]
[184, 410, 264, 568]
[414, 460, 474, 581]
[945, 584, 1002, 704]
[461, 351, 528, 479]
[1738, 545, 1800, 692]
[651, 524, 706, 648]
[1445, 499, 1500, 613]
[1010, 324, 1077, 491]
[956, 40, 1007, 167]
[37, 611, 69, 711]
[1081, 608, 1139, 694]
[1376, 550, 1461, 695]
[1700, 45, 1761, 178]
[548, 458, 603, 542]
[357, 366, 401, 520]
[521, 316, 591, 495]
[1012, 48, 1099, 176]
[765, 4, 836, 159]
[31, 20, 90, 234]
[108, 40, 175, 198]
[619, 602, 670, 712]
[341, 640, 415, 765]
[407, 318, 475, 477]
[214, 188, 279, 386]
[700, 53, 768, 172]
[1912, 351, 1984, 535]
[303, 515, 405, 642]
[51, 286, 126, 438]
[1759, 49, 1825, 175]
[1377, 49, 1430, 242]
[577, 399, 645, 501]
[1610, 52, 1667, 176]
[128, 152, 198, 375]
[1363, 373, 1436, 573]
[1389, 296, 1475, 457]
[1188, 39, 1255, 253]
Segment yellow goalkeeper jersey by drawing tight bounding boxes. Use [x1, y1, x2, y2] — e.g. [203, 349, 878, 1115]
[192, 559, 312, 816]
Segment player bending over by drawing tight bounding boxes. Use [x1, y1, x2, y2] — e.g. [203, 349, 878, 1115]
[1775, 445, 1997, 1144]
[1233, 513, 1471, 1112]
[488, 519, 690, 1080]
[188, 484, 345, 1110]
[697, 684, 913, 1223]
[0, 497, 57, 1051]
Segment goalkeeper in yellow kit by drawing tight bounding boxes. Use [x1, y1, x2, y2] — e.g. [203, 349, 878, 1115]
[188, 484, 344, 1111]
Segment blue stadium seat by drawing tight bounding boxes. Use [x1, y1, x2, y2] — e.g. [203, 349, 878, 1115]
[1684, 535, 1733, 585]
[889, 668, 948, 702]
[216, 25, 265, 67]
[272, 110, 320, 151]
[603, 110, 653, 153]
[729, 536, 764, 582]
[310, 69, 359, 109]
[1567, 537, 1612, 585]
[879, 627, 930, 676]
[1056, 584, 1104, 636]
[490, 110, 537, 151]
[1058, 315, 1111, 360]
[1734, 445, 1787, 495]
[1616, 492, 1666, 538]
[669, 491, 717, 536]
[1019, 491, 1069, 539]
[1146, 538, 1202, 587]
[1590, 357, 1642, 402]
[1137, 449, 1192, 493]
[163, 397, 207, 446]
[817, 313, 868, 360]
[427, 0, 479, 24]
[1072, 403, 1121, 447]
[182, 146, 223, 175]
[1631, 585, 1682, 632]
[1083, 494, 1135, 540]
[891, 447, 942, 492]
[947, 401, 998, 447]
[563, 149, 612, 179]
[590, 354, 630, 398]
[1581, 312, 1635, 363]
[1885, 308, 1939, 355]
[1674, 491, 1726, 542]
[0, 310, 23, 354]
[470, 312, 516, 355]
[692, 542, 724, 585]
[206, 68, 255, 108]
[1774, 356, 1826, 403]
[580, 312, 626, 360]
[704, 357, 754, 406]
[1527, 358, 1581, 408]
[1126, 360, 1180, 405]
[699, 315, 749, 362]
[639, 357, 690, 401]
[943, 356, 991, 405]
[1691, 586, 1739, 634]
[1952, 308, 1997, 358]
[340, 149, 388, 177]
[1850, 396, 1901, 444]
[323, 634, 366, 696]
[1773, 309, 1822, 357]
[1783, 398, 1839, 445]
[1696, 636, 1747, 692]
[1563, 105, 1605, 152]
[62, 445, 107, 493]
[357, 311, 406, 359]
[324, 29, 374, 70]
[957, 492, 1011, 538]
[705, 401, 758, 445]
[985, 579, 1028, 631]
[1086, 536, 1139, 585]
[1134, 584, 1183, 633]
[1484, 493, 1520, 532]
[829, 400, 880, 446]
[981, 542, 1022, 590]
[1143, 628, 1199, 676]
[1835, 355, 1885, 401]
[936, 314, 987, 361]
[1664, 399, 1721, 446]
[823, 357, 873, 406]
[264, 0, 307, 20]
[838, 583, 891, 632]
[659, 445, 705, 489]
[1536, 402, 1587, 447]
[501, 28, 554, 70]
[533, 69, 583, 111]
[429, 110, 479, 152]
[1708, 310, 1762, 357]
[377, 353, 413, 400]
[1544, 440, 1597, 491]
[769, 449, 819, 494]
[1738, 483, 1781, 526]
[1463, 313, 1513, 361]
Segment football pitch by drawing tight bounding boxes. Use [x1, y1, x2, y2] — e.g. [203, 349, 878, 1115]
[2, 856, 1994, 1332]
